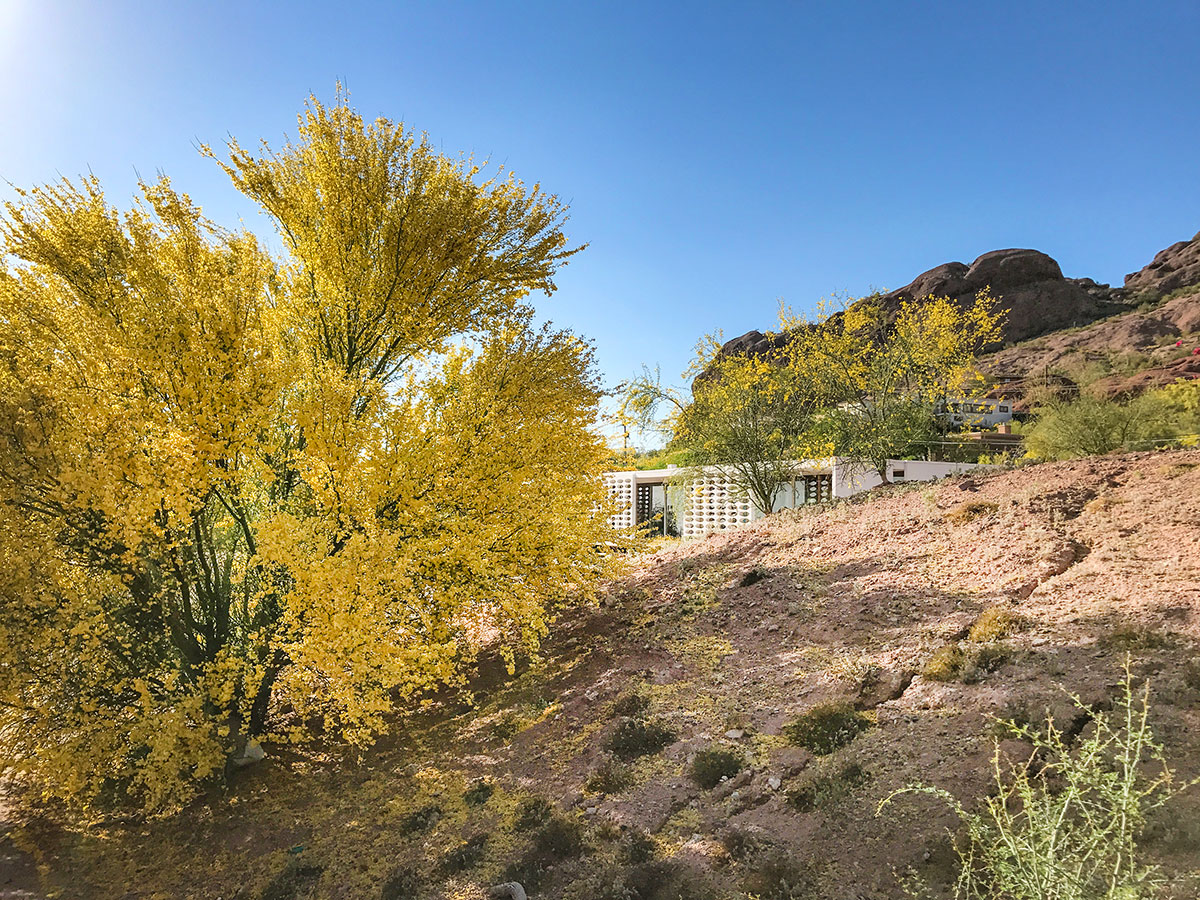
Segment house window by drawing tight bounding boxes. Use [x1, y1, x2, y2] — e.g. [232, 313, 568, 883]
[893, 469, 905, 479]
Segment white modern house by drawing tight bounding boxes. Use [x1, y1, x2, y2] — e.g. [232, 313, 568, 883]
[940, 398, 1015, 428]
[603, 457, 984, 538]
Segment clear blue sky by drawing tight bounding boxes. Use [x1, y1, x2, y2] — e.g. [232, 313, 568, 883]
[3, 1, 1198, 421]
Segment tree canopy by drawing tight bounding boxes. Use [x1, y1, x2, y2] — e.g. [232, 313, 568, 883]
[625, 290, 1003, 509]
[0, 92, 616, 812]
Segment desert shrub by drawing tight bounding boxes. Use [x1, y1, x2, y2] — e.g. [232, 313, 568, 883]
[944, 501, 998, 525]
[463, 779, 495, 807]
[505, 814, 588, 891]
[398, 803, 443, 835]
[787, 760, 868, 813]
[532, 815, 587, 859]
[610, 690, 651, 719]
[960, 644, 1012, 683]
[783, 701, 871, 755]
[569, 859, 715, 900]
[739, 848, 816, 900]
[1100, 625, 1174, 651]
[437, 833, 489, 875]
[619, 827, 659, 865]
[604, 718, 676, 760]
[379, 865, 422, 900]
[968, 606, 1021, 642]
[719, 825, 763, 861]
[882, 669, 1197, 900]
[512, 794, 554, 830]
[690, 746, 746, 789]
[922, 645, 965, 682]
[585, 757, 634, 795]
[1024, 391, 1180, 460]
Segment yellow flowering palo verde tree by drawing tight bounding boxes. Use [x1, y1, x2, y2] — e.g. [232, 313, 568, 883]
[621, 331, 821, 516]
[784, 289, 1004, 481]
[0, 91, 617, 812]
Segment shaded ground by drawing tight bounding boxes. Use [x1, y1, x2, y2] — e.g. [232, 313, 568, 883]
[3, 450, 1200, 900]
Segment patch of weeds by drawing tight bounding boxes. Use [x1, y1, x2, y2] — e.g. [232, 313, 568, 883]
[961, 645, 1013, 683]
[610, 690, 650, 719]
[463, 779, 496, 807]
[585, 757, 634, 795]
[512, 794, 554, 830]
[604, 718, 676, 760]
[490, 709, 524, 741]
[739, 848, 816, 900]
[619, 828, 658, 865]
[260, 859, 325, 900]
[507, 813, 588, 889]
[437, 833, 489, 875]
[1100, 625, 1173, 651]
[739, 565, 769, 587]
[968, 606, 1022, 642]
[922, 644, 965, 682]
[719, 825, 763, 861]
[782, 701, 871, 755]
[533, 815, 587, 859]
[397, 803, 442, 836]
[944, 500, 998, 525]
[787, 760, 869, 813]
[568, 859, 715, 900]
[690, 746, 745, 789]
[379, 866, 422, 900]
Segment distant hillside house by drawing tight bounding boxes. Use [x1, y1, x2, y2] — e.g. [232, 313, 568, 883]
[603, 458, 984, 538]
[939, 397, 1015, 428]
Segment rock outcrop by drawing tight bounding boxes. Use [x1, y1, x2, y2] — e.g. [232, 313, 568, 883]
[874, 248, 1115, 345]
[1125, 231, 1200, 295]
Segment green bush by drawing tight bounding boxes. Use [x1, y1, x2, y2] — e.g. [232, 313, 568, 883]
[783, 701, 871, 755]
[604, 718, 676, 760]
[787, 760, 868, 813]
[882, 668, 1197, 899]
[610, 690, 651, 718]
[585, 757, 634, 795]
[1024, 391, 1181, 460]
[463, 779, 495, 807]
[690, 746, 745, 789]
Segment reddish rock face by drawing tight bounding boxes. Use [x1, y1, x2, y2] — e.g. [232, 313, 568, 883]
[1125, 231, 1200, 295]
[1092, 354, 1200, 399]
[873, 248, 1106, 345]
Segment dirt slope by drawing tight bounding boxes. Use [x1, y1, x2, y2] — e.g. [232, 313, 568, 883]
[3, 451, 1200, 900]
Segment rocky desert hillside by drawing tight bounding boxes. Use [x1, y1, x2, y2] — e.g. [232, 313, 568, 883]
[716, 232, 1200, 402]
[4, 450, 1199, 900]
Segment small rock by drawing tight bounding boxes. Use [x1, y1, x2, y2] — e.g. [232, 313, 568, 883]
[766, 623, 780, 633]
[725, 729, 745, 739]
[767, 776, 781, 791]
[584, 806, 597, 816]
[729, 790, 741, 800]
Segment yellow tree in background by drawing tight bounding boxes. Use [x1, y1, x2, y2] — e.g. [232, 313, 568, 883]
[0, 92, 616, 812]
[785, 290, 1003, 481]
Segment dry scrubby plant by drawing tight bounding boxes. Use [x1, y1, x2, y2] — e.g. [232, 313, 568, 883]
[604, 718, 676, 761]
[783, 701, 871, 755]
[968, 606, 1022, 643]
[881, 668, 1198, 900]
[690, 745, 746, 789]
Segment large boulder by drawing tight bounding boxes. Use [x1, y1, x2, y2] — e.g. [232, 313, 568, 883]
[1125, 231, 1200, 296]
[874, 248, 1108, 344]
